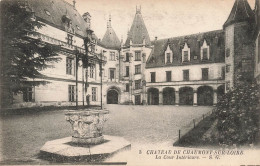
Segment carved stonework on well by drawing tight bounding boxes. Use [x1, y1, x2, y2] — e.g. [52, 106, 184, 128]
[65, 109, 109, 144]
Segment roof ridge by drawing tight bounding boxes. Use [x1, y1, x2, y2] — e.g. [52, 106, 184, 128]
[153, 29, 223, 42]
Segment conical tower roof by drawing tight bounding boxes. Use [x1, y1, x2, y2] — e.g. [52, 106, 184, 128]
[101, 15, 121, 50]
[125, 6, 151, 46]
[223, 0, 254, 28]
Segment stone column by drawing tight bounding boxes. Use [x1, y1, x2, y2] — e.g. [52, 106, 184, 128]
[175, 91, 179, 106]
[213, 90, 217, 106]
[159, 91, 163, 105]
[193, 90, 198, 106]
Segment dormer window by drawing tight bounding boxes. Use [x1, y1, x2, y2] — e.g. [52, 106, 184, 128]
[166, 53, 171, 63]
[201, 40, 210, 60]
[165, 44, 173, 64]
[183, 51, 189, 62]
[182, 43, 190, 62]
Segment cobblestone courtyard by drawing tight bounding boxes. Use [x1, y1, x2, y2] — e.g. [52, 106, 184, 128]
[0, 105, 212, 164]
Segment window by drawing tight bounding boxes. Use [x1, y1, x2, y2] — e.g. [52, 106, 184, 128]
[226, 64, 231, 73]
[202, 48, 208, 60]
[110, 52, 115, 61]
[135, 79, 141, 89]
[125, 66, 129, 77]
[135, 51, 141, 61]
[92, 87, 97, 101]
[202, 68, 209, 80]
[66, 57, 74, 75]
[126, 84, 129, 92]
[221, 66, 225, 79]
[68, 85, 75, 102]
[67, 34, 73, 45]
[183, 70, 189, 81]
[226, 48, 230, 57]
[194, 55, 198, 60]
[135, 65, 141, 74]
[126, 53, 130, 62]
[151, 72, 156, 83]
[166, 53, 171, 63]
[23, 87, 33, 102]
[166, 71, 172, 82]
[183, 51, 189, 62]
[90, 65, 95, 78]
[109, 68, 115, 80]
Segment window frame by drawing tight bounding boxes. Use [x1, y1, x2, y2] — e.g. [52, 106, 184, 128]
[125, 66, 129, 77]
[183, 70, 189, 81]
[135, 51, 141, 61]
[201, 68, 209, 80]
[92, 87, 97, 101]
[90, 65, 95, 78]
[183, 51, 189, 62]
[68, 85, 75, 102]
[109, 52, 115, 61]
[166, 53, 171, 63]
[202, 48, 208, 60]
[134, 79, 141, 89]
[135, 64, 141, 74]
[66, 57, 74, 75]
[166, 71, 172, 82]
[151, 72, 156, 83]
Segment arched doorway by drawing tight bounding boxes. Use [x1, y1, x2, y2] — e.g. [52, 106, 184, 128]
[107, 89, 119, 104]
[179, 87, 193, 105]
[198, 86, 213, 106]
[217, 85, 225, 102]
[147, 88, 159, 105]
[163, 87, 175, 105]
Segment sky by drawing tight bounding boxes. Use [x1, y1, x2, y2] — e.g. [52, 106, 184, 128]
[65, 0, 256, 42]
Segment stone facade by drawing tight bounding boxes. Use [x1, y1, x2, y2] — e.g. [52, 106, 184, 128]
[10, 0, 260, 108]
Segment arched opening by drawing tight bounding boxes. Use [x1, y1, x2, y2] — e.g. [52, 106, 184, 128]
[147, 88, 159, 105]
[163, 87, 175, 105]
[179, 87, 193, 105]
[198, 86, 213, 106]
[107, 89, 119, 104]
[217, 85, 225, 102]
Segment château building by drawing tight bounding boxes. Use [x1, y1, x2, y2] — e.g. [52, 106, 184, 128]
[8, 0, 260, 108]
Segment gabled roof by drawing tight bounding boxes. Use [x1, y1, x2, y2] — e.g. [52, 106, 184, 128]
[101, 16, 121, 50]
[27, 0, 88, 37]
[224, 0, 255, 28]
[146, 30, 225, 68]
[125, 7, 151, 46]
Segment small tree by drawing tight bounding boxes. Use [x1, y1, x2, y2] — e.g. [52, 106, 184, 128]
[215, 77, 260, 146]
[0, 1, 60, 107]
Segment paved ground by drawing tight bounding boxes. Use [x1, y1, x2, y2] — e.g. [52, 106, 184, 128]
[0, 105, 212, 164]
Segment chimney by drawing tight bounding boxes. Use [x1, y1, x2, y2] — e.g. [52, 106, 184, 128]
[83, 12, 91, 29]
[155, 37, 158, 40]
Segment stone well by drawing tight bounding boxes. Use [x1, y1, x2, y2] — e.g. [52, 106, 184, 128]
[65, 109, 109, 144]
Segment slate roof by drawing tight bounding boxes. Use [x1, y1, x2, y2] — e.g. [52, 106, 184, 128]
[27, 0, 88, 37]
[146, 30, 225, 68]
[101, 18, 121, 50]
[125, 9, 151, 46]
[223, 0, 255, 28]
